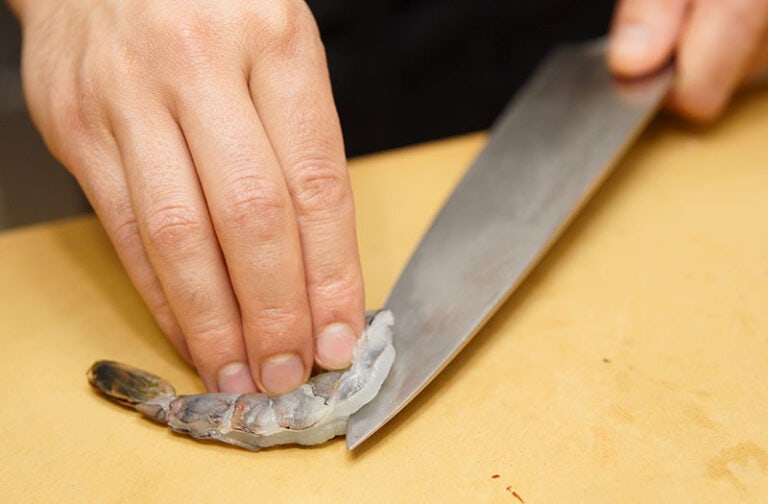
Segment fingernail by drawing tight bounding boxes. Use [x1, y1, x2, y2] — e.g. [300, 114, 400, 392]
[217, 362, 256, 394]
[260, 354, 305, 395]
[612, 24, 653, 65]
[316, 323, 357, 370]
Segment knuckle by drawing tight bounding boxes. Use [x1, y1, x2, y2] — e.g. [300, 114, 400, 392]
[143, 203, 207, 251]
[172, 283, 214, 316]
[43, 69, 112, 170]
[42, 72, 96, 151]
[45, 94, 86, 164]
[148, 8, 218, 69]
[72, 74, 104, 130]
[245, 305, 304, 342]
[221, 173, 288, 227]
[290, 161, 351, 216]
[249, 0, 316, 56]
[187, 320, 244, 364]
[309, 269, 362, 305]
[111, 213, 142, 251]
[188, 311, 238, 342]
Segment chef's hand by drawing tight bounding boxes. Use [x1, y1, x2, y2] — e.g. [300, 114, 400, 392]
[8, 0, 364, 394]
[609, 0, 768, 121]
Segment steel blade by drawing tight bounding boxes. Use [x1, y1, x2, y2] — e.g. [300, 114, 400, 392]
[347, 39, 672, 449]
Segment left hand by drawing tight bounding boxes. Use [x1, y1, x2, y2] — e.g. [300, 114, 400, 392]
[608, 0, 768, 121]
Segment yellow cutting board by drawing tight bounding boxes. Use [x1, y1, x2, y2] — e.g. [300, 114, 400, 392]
[1, 88, 768, 502]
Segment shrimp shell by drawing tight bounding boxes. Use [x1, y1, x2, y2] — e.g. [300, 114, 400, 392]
[87, 310, 395, 450]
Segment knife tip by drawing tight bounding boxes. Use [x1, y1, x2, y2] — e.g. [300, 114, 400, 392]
[345, 436, 362, 451]
[345, 422, 373, 450]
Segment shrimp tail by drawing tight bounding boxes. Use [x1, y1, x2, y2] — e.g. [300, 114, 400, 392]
[87, 360, 176, 422]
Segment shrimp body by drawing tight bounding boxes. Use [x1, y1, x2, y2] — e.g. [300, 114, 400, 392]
[88, 310, 395, 450]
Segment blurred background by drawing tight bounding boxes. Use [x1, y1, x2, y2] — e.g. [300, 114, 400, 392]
[1, 5, 90, 230]
[0, 0, 613, 230]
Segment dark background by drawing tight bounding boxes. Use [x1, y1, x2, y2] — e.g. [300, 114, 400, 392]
[0, 3, 20, 67]
[0, 0, 615, 228]
[308, 0, 615, 156]
[1, 4, 91, 229]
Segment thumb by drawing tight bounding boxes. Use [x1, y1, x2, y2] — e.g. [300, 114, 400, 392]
[608, 0, 689, 77]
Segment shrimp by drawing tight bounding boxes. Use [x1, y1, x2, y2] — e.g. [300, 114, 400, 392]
[87, 310, 395, 450]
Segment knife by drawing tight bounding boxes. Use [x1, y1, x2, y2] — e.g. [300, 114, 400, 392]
[346, 38, 673, 449]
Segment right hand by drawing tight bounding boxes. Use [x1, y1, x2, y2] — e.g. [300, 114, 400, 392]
[608, 0, 768, 122]
[9, 0, 365, 394]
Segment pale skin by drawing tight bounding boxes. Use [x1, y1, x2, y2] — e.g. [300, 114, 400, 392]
[6, 0, 768, 395]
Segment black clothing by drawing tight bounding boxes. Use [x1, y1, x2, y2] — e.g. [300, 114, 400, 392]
[307, 0, 616, 156]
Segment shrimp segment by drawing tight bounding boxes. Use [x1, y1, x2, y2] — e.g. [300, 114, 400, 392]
[87, 310, 395, 450]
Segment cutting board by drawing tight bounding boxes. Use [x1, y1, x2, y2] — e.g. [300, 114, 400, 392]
[1, 87, 768, 502]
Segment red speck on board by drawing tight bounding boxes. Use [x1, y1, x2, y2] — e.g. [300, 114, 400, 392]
[491, 474, 500, 479]
[505, 486, 524, 503]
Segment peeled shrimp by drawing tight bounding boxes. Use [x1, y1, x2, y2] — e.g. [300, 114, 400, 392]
[87, 310, 395, 450]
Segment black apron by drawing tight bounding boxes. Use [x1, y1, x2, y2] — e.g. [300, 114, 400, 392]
[307, 0, 616, 156]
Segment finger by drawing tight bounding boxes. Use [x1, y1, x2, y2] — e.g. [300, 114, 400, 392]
[176, 75, 312, 395]
[68, 129, 192, 364]
[107, 99, 257, 394]
[609, 0, 689, 76]
[669, 0, 768, 121]
[246, 4, 365, 370]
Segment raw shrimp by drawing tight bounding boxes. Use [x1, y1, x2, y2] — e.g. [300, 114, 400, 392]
[87, 310, 395, 450]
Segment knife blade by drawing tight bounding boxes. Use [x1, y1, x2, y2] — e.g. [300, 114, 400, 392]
[346, 38, 673, 449]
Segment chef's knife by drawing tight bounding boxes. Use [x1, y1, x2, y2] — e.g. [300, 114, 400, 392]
[346, 39, 673, 449]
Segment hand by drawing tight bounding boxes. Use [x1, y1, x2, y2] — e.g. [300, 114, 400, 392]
[608, 0, 768, 121]
[9, 0, 365, 394]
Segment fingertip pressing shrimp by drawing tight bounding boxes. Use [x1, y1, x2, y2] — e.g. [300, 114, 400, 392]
[87, 310, 395, 450]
